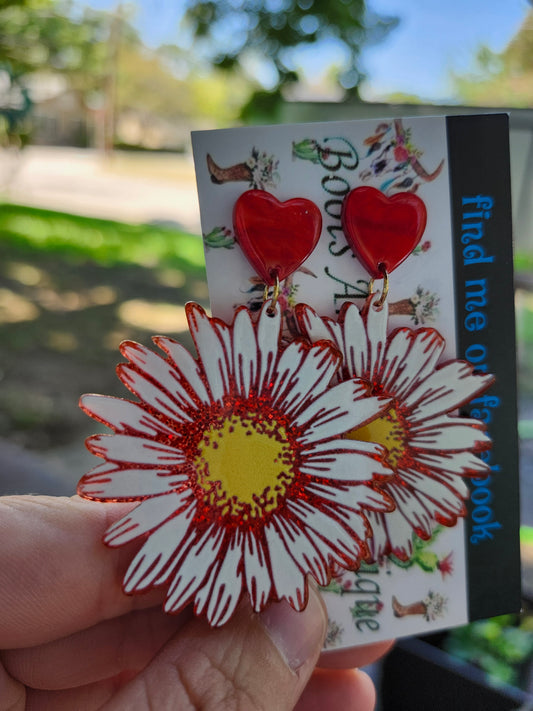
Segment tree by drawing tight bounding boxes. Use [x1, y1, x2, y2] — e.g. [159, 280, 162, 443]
[117, 44, 251, 129]
[453, 9, 533, 107]
[0, 0, 118, 145]
[183, 0, 398, 121]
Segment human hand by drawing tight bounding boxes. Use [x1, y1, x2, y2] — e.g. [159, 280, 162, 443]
[0, 495, 393, 710]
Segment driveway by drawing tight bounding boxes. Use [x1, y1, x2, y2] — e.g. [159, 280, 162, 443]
[1, 145, 202, 234]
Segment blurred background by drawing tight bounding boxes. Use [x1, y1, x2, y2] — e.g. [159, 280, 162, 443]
[1, 0, 533, 707]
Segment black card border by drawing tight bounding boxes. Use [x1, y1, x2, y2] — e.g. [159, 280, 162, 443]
[447, 113, 522, 620]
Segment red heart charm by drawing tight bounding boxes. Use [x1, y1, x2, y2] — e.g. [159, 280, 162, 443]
[233, 190, 322, 285]
[342, 186, 427, 278]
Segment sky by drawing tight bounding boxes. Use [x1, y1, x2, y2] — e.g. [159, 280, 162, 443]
[83, 0, 531, 102]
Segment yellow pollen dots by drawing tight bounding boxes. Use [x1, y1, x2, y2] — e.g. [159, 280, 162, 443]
[195, 412, 296, 520]
[347, 406, 407, 469]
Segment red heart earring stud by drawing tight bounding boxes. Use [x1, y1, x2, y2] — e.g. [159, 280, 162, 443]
[342, 186, 427, 306]
[233, 189, 322, 308]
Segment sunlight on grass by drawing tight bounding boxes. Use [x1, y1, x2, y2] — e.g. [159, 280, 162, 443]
[0, 203, 205, 272]
[46, 331, 79, 352]
[118, 299, 189, 333]
[5, 261, 46, 286]
[0, 288, 40, 323]
[32, 285, 118, 312]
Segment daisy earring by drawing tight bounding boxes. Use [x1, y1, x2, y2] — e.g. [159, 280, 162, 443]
[77, 189, 398, 627]
[297, 186, 495, 563]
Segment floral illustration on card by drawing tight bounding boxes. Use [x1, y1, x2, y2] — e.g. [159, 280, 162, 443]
[388, 527, 454, 578]
[359, 119, 445, 195]
[292, 136, 359, 170]
[324, 618, 344, 648]
[207, 147, 280, 189]
[298, 295, 494, 563]
[78, 302, 398, 626]
[412, 240, 432, 256]
[389, 285, 440, 324]
[292, 120, 444, 196]
[203, 225, 235, 249]
[393, 590, 448, 622]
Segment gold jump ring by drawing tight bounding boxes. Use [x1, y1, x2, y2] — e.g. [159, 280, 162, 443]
[264, 274, 280, 314]
[368, 264, 389, 309]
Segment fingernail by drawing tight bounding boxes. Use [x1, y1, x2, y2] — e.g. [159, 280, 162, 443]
[259, 582, 327, 672]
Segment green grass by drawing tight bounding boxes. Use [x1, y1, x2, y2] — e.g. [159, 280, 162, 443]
[0, 202, 205, 273]
[521, 526, 533, 544]
[514, 252, 533, 273]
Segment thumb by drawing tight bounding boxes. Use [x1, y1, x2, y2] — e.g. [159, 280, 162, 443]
[106, 584, 328, 711]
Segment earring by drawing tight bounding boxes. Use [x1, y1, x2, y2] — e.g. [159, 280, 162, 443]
[233, 188, 322, 311]
[76, 188, 398, 627]
[341, 185, 427, 307]
[297, 185, 495, 562]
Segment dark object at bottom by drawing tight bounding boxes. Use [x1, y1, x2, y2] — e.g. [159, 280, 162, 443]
[381, 637, 533, 711]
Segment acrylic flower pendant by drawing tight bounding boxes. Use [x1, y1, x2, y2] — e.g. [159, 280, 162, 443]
[298, 294, 494, 561]
[77, 302, 395, 626]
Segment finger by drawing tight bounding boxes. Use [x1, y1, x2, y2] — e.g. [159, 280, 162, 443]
[295, 668, 376, 711]
[0, 495, 157, 648]
[3, 606, 192, 690]
[25, 678, 117, 711]
[0, 661, 25, 711]
[318, 639, 395, 669]
[105, 584, 328, 711]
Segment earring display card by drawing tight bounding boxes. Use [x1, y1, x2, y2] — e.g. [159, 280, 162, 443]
[191, 114, 520, 648]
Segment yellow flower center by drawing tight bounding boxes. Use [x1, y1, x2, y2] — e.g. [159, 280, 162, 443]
[347, 406, 407, 469]
[195, 412, 296, 520]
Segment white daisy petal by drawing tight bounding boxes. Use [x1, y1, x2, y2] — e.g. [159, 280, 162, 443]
[78, 462, 187, 500]
[330, 504, 371, 542]
[244, 531, 272, 610]
[399, 469, 468, 521]
[366, 510, 413, 561]
[105, 492, 190, 546]
[340, 303, 367, 377]
[152, 336, 211, 405]
[187, 303, 232, 403]
[288, 499, 363, 564]
[273, 345, 340, 415]
[123, 502, 196, 591]
[366, 296, 388, 379]
[405, 362, 494, 420]
[118, 365, 192, 423]
[256, 302, 282, 396]
[272, 343, 340, 416]
[415, 450, 490, 477]
[387, 482, 434, 539]
[120, 341, 199, 412]
[298, 305, 339, 345]
[86, 433, 187, 466]
[304, 437, 384, 458]
[80, 394, 176, 438]
[274, 516, 330, 586]
[410, 418, 490, 451]
[306, 481, 391, 514]
[204, 531, 244, 626]
[295, 382, 390, 445]
[300, 445, 391, 482]
[264, 523, 307, 609]
[381, 329, 445, 399]
[165, 525, 225, 612]
[232, 309, 257, 397]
